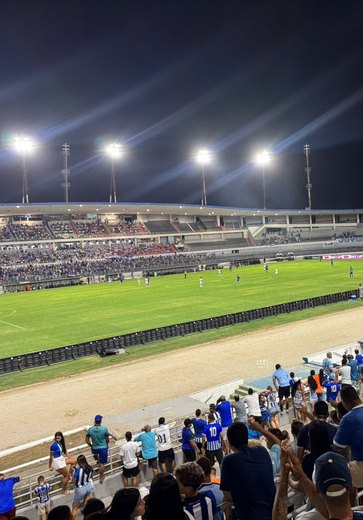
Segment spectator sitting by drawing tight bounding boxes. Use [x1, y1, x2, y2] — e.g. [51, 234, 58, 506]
[82, 499, 105, 518]
[143, 473, 188, 520]
[297, 401, 337, 461]
[101, 488, 145, 520]
[196, 457, 226, 520]
[175, 462, 217, 520]
[301, 420, 331, 480]
[48, 506, 72, 520]
[290, 420, 304, 456]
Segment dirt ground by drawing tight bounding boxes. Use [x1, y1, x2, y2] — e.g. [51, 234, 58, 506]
[1, 306, 362, 454]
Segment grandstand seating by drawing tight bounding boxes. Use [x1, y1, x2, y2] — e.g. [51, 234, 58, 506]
[0, 224, 14, 241]
[47, 220, 76, 238]
[144, 220, 177, 233]
[11, 223, 52, 241]
[72, 220, 109, 237]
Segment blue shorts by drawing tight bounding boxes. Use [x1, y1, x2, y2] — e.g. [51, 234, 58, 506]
[73, 482, 94, 503]
[92, 447, 108, 464]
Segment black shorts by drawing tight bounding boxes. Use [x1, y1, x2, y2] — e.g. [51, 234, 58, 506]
[123, 465, 140, 478]
[183, 449, 196, 462]
[147, 457, 158, 469]
[278, 386, 290, 400]
[158, 448, 175, 464]
[205, 448, 223, 466]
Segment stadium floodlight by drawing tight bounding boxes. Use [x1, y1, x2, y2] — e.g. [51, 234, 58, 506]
[12, 136, 37, 204]
[255, 149, 272, 209]
[105, 143, 124, 203]
[195, 148, 213, 206]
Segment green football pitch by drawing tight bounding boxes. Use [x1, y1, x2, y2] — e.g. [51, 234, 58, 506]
[0, 259, 361, 358]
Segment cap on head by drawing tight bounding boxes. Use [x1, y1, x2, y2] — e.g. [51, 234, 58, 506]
[95, 415, 103, 423]
[329, 374, 335, 380]
[315, 452, 351, 496]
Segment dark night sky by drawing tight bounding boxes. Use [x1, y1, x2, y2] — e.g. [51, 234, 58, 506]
[1, 0, 363, 209]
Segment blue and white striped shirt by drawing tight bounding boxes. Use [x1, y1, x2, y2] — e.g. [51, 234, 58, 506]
[203, 423, 223, 451]
[73, 468, 93, 488]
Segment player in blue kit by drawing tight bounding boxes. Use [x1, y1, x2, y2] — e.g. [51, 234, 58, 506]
[202, 414, 225, 468]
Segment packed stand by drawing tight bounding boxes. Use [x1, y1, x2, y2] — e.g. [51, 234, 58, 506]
[48, 221, 77, 239]
[12, 223, 52, 241]
[0, 246, 214, 283]
[72, 221, 110, 237]
[108, 220, 149, 235]
[0, 224, 13, 242]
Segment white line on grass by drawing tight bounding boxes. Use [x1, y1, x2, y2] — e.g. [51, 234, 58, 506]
[0, 311, 26, 330]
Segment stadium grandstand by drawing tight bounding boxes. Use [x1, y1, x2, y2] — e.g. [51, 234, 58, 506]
[2, 202, 363, 520]
[1, 202, 363, 291]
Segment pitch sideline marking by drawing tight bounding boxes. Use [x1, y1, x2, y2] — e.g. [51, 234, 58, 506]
[0, 310, 26, 330]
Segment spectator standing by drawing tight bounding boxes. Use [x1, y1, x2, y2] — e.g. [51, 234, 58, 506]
[33, 476, 51, 520]
[48, 432, 71, 494]
[338, 358, 352, 388]
[155, 417, 176, 474]
[134, 425, 158, 478]
[208, 404, 221, 425]
[301, 420, 331, 480]
[192, 409, 207, 450]
[85, 415, 113, 484]
[323, 374, 341, 403]
[292, 380, 306, 421]
[333, 386, 363, 487]
[348, 354, 359, 387]
[119, 432, 140, 488]
[202, 413, 225, 469]
[266, 386, 281, 428]
[220, 422, 275, 520]
[181, 419, 199, 462]
[0, 474, 20, 520]
[272, 364, 291, 412]
[230, 395, 248, 424]
[243, 388, 262, 422]
[71, 455, 95, 520]
[322, 352, 333, 374]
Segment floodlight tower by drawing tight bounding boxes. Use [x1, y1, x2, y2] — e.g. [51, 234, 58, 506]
[61, 143, 71, 203]
[106, 143, 123, 203]
[195, 149, 212, 206]
[255, 149, 272, 210]
[304, 144, 312, 210]
[13, 136, 36, 204]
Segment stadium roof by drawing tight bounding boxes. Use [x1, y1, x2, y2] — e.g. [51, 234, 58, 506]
[0, 202, 362, 218]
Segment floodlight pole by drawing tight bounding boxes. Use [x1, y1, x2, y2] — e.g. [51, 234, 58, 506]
[262, 166, 266, 210]
[61, 143, 71, 203]
[304, 143, 312, 210]
[201, 164, 207, 206]
[21, 153, 29, 204]
[110, 157, 117, 203]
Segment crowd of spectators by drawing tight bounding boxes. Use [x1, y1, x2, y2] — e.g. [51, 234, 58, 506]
[107, 221, 149, 235]
[48, 222, 76, 239]
[12, 223, 52, 241]
[0, 246, 215, 283]
[261, 231, 301, 246]
[2, 348, 363, 520]
[0, 225, 13, 241]
[0, 349, 363, 520]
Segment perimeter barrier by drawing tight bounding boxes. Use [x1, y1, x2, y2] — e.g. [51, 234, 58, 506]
[0, 289, 357, 375]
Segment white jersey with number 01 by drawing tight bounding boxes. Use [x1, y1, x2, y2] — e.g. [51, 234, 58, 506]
[155, 424, 172, 451]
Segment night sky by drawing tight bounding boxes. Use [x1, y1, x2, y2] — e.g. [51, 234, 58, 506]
[1, 1, 363, 210]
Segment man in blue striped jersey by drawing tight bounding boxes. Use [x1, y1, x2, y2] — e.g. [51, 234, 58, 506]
[202, 413, 225, 469]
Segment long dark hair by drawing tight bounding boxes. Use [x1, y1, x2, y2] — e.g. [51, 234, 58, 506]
[77, 454, 93, 477]
[145, 473, 185, 520]
[291, 380, 301, 398]
[54, 431, 67, 454]
[318, 369, 325, 385]
[104, 489, 140, 520]
[308, 420, 331, 459]
[308, 371, 317, 392]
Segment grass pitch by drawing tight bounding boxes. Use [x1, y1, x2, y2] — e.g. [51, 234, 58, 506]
[0, 259, 361, 358]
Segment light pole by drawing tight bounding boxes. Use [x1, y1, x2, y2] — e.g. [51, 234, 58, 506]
[195, 149, 212, 206]
[106, 143, 123, 203]
[255, 149, 272, 210]
[61, 143, 71, 203]
[304, 143, 312, 210]
[13, 136, 36, 204]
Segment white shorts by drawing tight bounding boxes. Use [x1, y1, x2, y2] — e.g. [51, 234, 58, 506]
[52, 456, 66, 470]
[349, 460, 363, 488]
